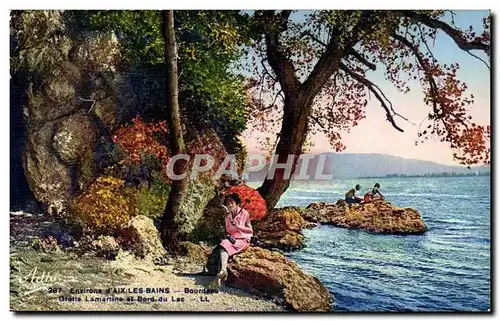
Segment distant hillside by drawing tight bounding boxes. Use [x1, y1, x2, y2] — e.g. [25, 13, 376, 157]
[245, 153, 490, 182]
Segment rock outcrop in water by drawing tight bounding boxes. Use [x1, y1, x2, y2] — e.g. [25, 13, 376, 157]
[228, 246, 333, 312]
[305, 200, 427, 234]
[255, 208, 316, 251]
[255, 200, 426, 249]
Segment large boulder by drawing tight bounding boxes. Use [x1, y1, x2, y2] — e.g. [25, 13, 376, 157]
[227, 246, 333, 312]
[24, 122, 73, 214]
[255, 230, 304, 252]
[179, 241, 209, 266]
[53, 111, 99, 191]
[176, 180, 217, 237]
[306, 200, 427, 234]
[24, 95, 100, 215]
[52, 112, 97, 165]
[70, 31, 121, 73]
[284, 206, 324, 225]
[255, 208, 312, 251]
[14, 11, 125, 214]
[118, 215, 167, 259]
[258, 208, 309, 231]
[189, 197, 227, 243]
[175, 128, 229, 240]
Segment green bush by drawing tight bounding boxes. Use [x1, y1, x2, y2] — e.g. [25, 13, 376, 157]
[133, 171, 170, 221]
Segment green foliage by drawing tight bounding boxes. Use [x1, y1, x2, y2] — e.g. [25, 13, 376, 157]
[306, 11, 402, 52]
[234, 139, 248, 175]
[85, 10, 251, 66]
[87, 11, 164, 65]
[133, 171, 171, 220]
[83, 10, 251, 144]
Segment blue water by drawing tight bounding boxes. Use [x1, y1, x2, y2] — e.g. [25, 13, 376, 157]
[275, 176, 491, 312]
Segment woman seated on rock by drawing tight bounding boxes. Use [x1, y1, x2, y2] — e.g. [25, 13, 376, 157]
[363, 183, 384, 203]
[345, 184, 363, 204]
[214, 193, 253, 286]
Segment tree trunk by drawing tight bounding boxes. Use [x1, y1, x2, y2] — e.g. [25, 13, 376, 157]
[160, 10, 187, 254]
[258, 96, 311, 209]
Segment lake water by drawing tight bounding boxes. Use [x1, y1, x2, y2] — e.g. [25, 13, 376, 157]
[274, 176, 491, 312]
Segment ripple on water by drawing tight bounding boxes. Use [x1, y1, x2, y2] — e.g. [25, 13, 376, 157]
[287, 176, 490, 312]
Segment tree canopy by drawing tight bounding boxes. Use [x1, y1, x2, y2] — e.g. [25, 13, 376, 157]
[247, 10, 490, 166]
[83, 10, 254, 152]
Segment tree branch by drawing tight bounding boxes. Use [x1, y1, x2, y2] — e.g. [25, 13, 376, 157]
[417, 24, 437, 63]
[300, 35, 343, 102]
[301, 29, 376, 72]
[397, 33, 471, 128]
[261, 58, 277, 83]
[310, 114, 327, 130]
[257, 10, 300, 95]
[300, 30, 327, 47]
[365, 79, 415, 125]
[396, 11, 490, 53]
[270, 89, 284, 109]
[279, 10, 293, 26]
[467, 51, 491, 70]
[347, 48, 377, 71]
[339, 62, 404, 132]
[392, 33, 439, 115]
[301, 11, 378, 102]
[77, 97, 97, 114]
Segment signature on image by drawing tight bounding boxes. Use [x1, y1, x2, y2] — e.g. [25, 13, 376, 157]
[17, 266, 61, 296]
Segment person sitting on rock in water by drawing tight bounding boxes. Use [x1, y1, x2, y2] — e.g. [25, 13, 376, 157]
[214, 193, 253, 287]
[372, 183, 384, 199]
[363, 183, 384, 203]
[345, 184, 363, 204]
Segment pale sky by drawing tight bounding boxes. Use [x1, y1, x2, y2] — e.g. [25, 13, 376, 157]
[242, 10, 490, 166]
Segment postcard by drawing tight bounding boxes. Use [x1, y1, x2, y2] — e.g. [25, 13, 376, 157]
[9, 9, 491, 312]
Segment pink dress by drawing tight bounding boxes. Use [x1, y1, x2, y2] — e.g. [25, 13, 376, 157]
[220, 207, 253, 256]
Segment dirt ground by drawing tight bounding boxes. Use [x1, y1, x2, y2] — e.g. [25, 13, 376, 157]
[10, 211, 283, 312]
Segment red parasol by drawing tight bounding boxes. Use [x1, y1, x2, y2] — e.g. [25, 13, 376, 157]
[227, 184, 267, 221]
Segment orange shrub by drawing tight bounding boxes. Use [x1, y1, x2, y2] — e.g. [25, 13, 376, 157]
[112, 115, 170, 175]
[71, 176, 137, 235]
